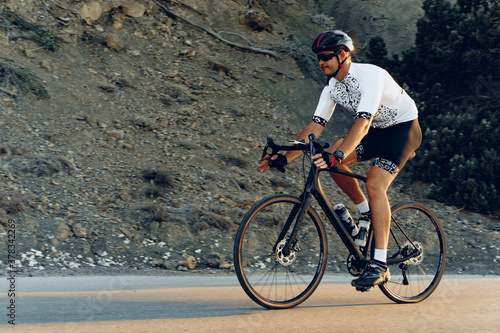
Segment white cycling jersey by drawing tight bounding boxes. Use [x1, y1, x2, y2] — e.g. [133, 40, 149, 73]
[312, 63, 418, 129]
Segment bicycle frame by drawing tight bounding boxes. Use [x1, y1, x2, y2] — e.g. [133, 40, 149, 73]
[267, 134, 421, 269]
[275, 157, 372, 268]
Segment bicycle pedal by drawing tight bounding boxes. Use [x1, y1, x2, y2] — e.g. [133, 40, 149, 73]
[355, 286, 373, 292]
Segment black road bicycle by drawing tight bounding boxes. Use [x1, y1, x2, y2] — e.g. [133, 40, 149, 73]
[233, 135, 446, 309]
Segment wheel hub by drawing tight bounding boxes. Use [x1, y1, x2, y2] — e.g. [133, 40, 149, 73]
[275, 239, 297, 266]
[403, 241, 424, 265]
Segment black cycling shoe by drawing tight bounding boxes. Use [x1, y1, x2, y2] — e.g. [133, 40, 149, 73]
[351, 263, 390, 289]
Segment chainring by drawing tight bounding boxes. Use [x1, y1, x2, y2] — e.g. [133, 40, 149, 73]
[346, 254, 364, 276]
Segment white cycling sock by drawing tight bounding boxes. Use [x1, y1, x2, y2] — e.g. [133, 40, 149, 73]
[356, 200, 370, 214]
[373, 248, 387, 263]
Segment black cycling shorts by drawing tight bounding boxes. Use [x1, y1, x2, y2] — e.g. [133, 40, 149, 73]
[356, 119, 422, 175]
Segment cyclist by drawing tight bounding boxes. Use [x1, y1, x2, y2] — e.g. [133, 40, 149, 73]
[259, 30, 422, 290]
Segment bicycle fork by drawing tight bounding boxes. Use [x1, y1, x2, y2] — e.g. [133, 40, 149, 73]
[273, 193, 313, 257]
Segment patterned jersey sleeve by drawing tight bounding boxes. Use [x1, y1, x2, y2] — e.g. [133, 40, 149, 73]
[312, 84, 336, 127]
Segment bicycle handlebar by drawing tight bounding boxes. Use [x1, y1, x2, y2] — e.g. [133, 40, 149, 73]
[262, 135, 331, 173]
[262, 135, 330, 158]
[262, 135, 367, 182]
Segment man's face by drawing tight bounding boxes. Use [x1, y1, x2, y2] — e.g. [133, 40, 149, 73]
[317, 50, 342, 76]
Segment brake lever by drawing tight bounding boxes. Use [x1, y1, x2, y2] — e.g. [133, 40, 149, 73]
[262, 137, 284, 162]
[288, 140, 306, 146]
[261, 142, 269, 160]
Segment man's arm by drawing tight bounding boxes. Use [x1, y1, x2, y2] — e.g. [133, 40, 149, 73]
[259, 121, 325, 173]
[336, 117, 371, 158]
[284, 121, 325, 163]
[312, 117, 371, 169]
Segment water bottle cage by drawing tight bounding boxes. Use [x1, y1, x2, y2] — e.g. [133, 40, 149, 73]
[355, 218, 370, 247]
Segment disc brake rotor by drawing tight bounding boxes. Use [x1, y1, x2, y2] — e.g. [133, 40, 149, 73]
[275, 239, 297, 266]
[404, 241, 424, 265]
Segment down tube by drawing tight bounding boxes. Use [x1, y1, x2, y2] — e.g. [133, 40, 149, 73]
[312, 179, 364, 260]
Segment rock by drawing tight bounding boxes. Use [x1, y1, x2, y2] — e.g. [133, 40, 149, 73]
[72, 223, 87, 238]
[80, 2, 102, 25]
[205, 252, 225, 268]
[105, 34, 126, 53]
[102, 3, 119, 13]
[242, 10, 273, 32]
[112, 18, 123, 30]
[179, 255, 197, 269]
[107, 129, 126, 140]
[162, 259, 177, 269]
[219, 262, 233, 269]
[57, 223, 72, 240]
[129, 49, 141, 56]
[24, 49, 35, 59]
[149, 221, 159, 232]
[208, 60, 230, 75]
[119, 227, 132, 236]
[150, 258, 163, 266]
[40, 60, 52, 72]
[122, 3, 146, 18]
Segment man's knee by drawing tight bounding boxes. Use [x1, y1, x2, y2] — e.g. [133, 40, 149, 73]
[366, 168, 393, 197]
[365, 178, 380, 197]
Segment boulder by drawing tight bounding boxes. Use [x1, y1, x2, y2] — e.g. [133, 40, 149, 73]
[122, 3, 146, 18]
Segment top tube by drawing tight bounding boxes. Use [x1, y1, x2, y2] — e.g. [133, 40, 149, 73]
[323, 167, 367, 183]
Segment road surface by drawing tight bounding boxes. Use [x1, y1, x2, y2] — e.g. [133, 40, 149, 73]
[1, 274, 499, 332]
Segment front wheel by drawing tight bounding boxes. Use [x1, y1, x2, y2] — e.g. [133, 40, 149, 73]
[233, 194, 327, 309]
[380, 202, 447, 303]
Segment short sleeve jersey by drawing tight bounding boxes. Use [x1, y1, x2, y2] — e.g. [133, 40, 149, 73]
[312, 63, 418, 129]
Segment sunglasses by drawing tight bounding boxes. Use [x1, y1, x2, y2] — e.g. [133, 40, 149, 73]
[317, 51, 341, 62]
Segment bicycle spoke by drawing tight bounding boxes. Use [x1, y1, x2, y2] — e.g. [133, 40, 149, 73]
[380, 202, 446, 303]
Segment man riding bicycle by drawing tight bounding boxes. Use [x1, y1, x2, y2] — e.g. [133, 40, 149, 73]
[259, 30, 422, 290]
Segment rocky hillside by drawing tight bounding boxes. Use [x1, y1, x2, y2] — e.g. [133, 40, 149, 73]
[0, 0, 498, 277]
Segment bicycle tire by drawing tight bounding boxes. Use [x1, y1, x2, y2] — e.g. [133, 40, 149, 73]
[233, 194, 328, 309]
[379, 201, 447, 303]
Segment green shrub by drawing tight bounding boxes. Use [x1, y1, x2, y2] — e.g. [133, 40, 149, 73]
[1, 7, 66, 52]
[0, 57, 50, 98]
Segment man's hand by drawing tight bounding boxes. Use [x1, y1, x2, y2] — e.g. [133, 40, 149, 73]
[258, 155, 273, 173]
[259, 154, 287, 173]
[312, 153, 330, 169]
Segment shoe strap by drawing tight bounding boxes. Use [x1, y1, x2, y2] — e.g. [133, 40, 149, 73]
[370, 259, 387, 270]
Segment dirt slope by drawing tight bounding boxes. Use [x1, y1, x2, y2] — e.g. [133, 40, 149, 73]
[0, 0, 498, 277]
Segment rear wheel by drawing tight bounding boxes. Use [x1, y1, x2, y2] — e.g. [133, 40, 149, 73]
[380, 202, 446, 303]
[233, 194, 327, 309]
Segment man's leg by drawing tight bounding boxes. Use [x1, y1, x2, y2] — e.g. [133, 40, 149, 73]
[329, 163, 367, 204]
[365, 166, 395, 250]
[351, 165, 394, 289]
[328, 140, 367, 207]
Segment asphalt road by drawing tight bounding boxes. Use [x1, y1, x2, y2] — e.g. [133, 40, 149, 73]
[1, 274, 499, 332]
